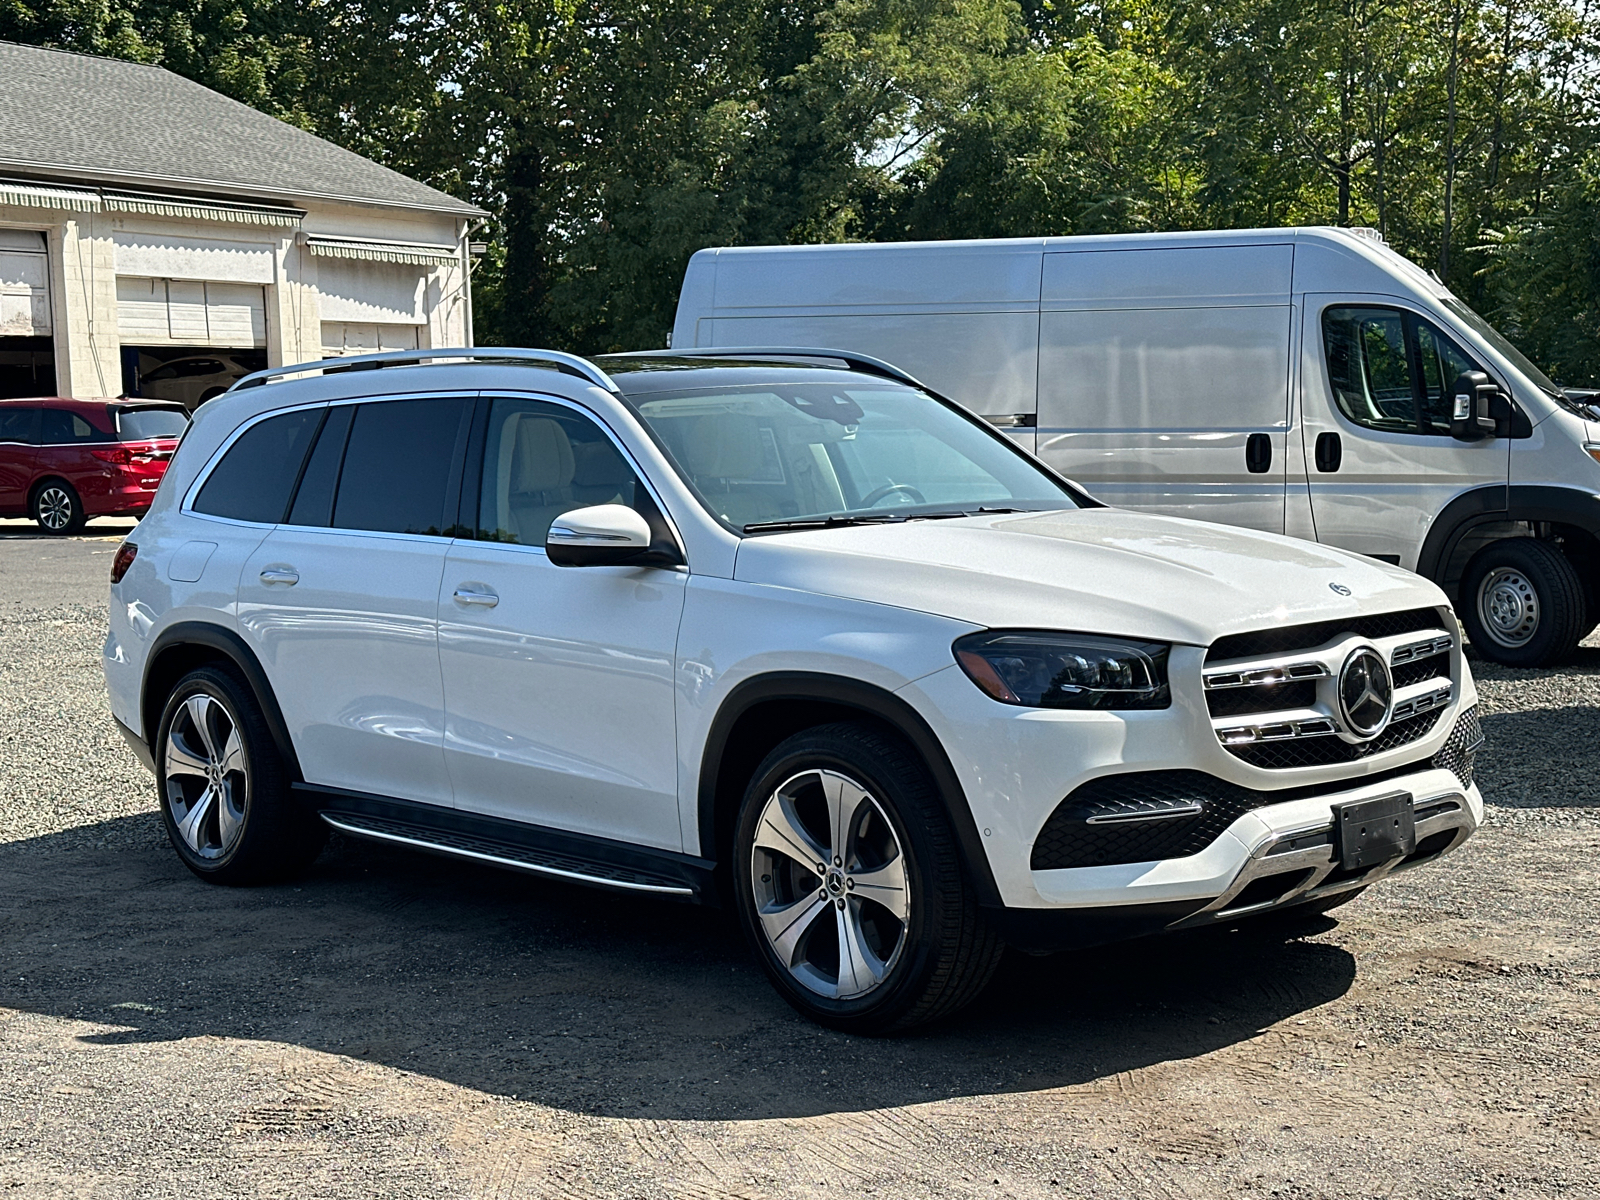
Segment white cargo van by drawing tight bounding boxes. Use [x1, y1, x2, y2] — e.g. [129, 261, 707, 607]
[672, 227, 1600, 667]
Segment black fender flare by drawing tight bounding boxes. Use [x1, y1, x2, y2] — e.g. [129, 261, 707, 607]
[141, 621, 303, 781]
[1418, 484, 1600, 589]
[696, 671, 1002, 908]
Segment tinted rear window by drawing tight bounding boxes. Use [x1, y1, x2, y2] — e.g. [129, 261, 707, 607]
[115, 407, 188, 440]
[193, 408, 323, 524]
[332, 398, 470, 536]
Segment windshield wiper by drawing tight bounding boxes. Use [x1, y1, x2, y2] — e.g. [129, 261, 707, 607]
[742, 513, 909, 533]
[906, 506, 1036, 519]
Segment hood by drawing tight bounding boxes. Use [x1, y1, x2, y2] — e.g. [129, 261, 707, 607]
[733, 509, 1446, 646]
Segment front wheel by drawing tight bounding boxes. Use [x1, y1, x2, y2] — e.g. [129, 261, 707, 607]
[32, 480, 85, 535]
[733, 722, 1002, 1033]
[1461, 538, 1586, 668]
[155, 665, 325, 885]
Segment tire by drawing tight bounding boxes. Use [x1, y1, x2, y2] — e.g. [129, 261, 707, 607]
[31, 479, 86, 535]
[732, 722, 1003, 1034]
[154, 665, 326, 885]
[1461, 538, 1586, 667]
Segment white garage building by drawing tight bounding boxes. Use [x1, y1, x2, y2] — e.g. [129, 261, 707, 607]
[0, 41, 483, 401]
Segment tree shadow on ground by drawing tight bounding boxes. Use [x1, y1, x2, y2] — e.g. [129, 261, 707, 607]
[1, 816, 1356, 1121]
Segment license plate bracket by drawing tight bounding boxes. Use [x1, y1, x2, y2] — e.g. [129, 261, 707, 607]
[1334, 791, 1415, 872]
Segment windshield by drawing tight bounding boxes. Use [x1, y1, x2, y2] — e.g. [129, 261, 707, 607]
[627, 380, 1078, 532]
[1440, 297, 1573, 404]
[115, 406, 188, 440]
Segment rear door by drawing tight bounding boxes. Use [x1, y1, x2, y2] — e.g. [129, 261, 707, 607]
[1299, 297, 1512, 569]
[0, 406, 38, 512]
[1035, 245, 1294, 533]
[238, 394, 474, 808]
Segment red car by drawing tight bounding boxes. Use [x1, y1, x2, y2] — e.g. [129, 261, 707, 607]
[0, 398, 189, 534]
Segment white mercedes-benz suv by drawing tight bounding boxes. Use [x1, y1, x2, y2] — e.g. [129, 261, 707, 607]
[103, 348, 1484, 1032]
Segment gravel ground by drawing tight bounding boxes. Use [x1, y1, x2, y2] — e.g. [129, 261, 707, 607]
[0, 533, 1596, 1199]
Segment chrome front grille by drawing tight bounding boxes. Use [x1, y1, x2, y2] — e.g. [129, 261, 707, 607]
[1204, 609, 1455, 768]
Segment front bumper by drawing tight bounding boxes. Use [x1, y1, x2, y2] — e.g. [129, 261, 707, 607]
[990, 770, 1479, 952]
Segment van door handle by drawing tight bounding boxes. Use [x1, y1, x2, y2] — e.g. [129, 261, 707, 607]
[258, 568, 299, 586]
[1245, 433, 1272, 474]
[1315, 432, 1343, 473]
[452, 586, 499, 608]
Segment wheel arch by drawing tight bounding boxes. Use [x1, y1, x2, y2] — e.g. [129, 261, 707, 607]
[141, 622, 302, 782]
[697, 671, 1001, 908]
[1418, 484, 1600, 601]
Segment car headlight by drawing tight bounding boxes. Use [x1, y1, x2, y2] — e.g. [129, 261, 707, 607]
[953, 631, 1171, 710]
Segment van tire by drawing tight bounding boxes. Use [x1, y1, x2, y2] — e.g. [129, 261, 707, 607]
[733, 722, 1003, 1034]
[155, 664, 327, 885]
[31, 479, 86, 535]
[1461, 538, 1586, 668]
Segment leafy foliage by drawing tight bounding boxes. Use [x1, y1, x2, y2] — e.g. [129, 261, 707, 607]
[5, 0, 1599, 377]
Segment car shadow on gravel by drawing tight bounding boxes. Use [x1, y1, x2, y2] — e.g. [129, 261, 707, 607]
[0, 816, 1356, 1121]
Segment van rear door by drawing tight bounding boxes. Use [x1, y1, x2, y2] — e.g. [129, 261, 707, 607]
[1299, 297, 1511, 570]
[1035, 244, 1293, 533]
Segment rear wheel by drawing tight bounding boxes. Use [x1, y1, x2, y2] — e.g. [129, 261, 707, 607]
[155, 665, 325, 885]
[1461, 538, 1586, 667]
[31, 480, 85, 535]
[733, 722, 1002, 1033]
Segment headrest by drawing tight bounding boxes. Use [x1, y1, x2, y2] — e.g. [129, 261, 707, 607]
[571, 439, 633, 488]
[511, 417, 574, 492]
[683, 414, 765, 480]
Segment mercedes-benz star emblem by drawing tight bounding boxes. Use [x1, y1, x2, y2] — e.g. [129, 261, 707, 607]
[1329, 582, 1352, 596]
[1338, 646, 1393, 740]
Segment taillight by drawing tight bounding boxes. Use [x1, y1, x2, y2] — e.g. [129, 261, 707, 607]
[91, 447, 134, 465]
[111, 542, 137, 584]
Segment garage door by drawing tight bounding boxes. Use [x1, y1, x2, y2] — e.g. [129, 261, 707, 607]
[117, 277, 266, 347]
[321, 322, 420, 356]
[0, 231, 50, 337]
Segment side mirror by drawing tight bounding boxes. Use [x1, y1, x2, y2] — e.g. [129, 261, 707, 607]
[546, 504, 653, 567]
[1450, 371, 1503, 441]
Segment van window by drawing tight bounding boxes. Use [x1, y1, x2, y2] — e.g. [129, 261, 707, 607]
[114, 407, 188, 440]
[0, 407, 37, 444]
[1323, 305, 1486, 437]
[332, 397, 471, 536]
[40, 408, 113, 445]
[193, 408, 323, 523]
[476, 397, 644, 546]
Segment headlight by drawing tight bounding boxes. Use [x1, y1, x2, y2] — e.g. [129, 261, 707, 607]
[953, 631, 1171, 710]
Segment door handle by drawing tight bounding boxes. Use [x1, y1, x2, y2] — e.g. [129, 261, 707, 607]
[1315, 432, 1343, 473]
[452, 586, 499, 608]
[1245, 433, 1272, 474]
[258, 568, 299, 586]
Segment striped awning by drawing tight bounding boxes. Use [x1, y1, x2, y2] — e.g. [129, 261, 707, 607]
[0, 179, 100, 211]
[102, 190, 304, 226]
[303, 235, 460, 266]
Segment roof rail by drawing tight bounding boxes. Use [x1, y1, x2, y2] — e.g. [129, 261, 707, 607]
[229, 348, 619, 394]
[614, 346, 939, 395]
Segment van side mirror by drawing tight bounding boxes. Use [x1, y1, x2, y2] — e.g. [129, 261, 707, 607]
[1450, 371, 1504, 441]
[546, 504, 653, 567]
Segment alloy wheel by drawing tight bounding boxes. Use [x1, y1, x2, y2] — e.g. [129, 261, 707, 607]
[1477, 567, 1540, 649]
[163, 694, 249, 860]
[36, 487, 73, 532]
[749, 768, 910, 1000]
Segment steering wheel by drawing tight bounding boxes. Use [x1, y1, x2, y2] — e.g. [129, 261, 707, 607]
[861, 482, 927, 507]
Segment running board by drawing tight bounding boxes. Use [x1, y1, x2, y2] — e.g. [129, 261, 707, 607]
[298, 787, 713, 900]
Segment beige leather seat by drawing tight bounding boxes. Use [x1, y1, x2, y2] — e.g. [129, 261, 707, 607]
[492, 414, 577, 544]
[683, 414, 786, 527]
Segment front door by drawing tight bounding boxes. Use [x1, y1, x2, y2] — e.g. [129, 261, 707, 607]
[437, 394, 687, 850]
[0, 406, 37, 511]
[1299, 297, 1511, 570]
[238, 394, 473, 807]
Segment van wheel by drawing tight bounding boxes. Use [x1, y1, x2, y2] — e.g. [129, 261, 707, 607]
[155, 665, 326, 885]
[31, 480, 86, 535]
[1462, 538, 1586, 667]
[733, 722, 1003, 1034]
